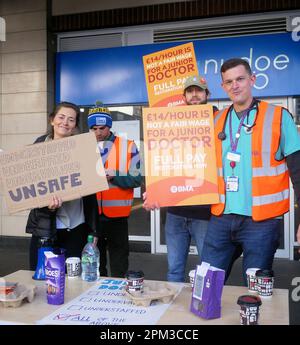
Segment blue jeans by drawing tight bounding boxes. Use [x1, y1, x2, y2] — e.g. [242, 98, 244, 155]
[201, 214, 281, 284]
[165, 212, 208, 282]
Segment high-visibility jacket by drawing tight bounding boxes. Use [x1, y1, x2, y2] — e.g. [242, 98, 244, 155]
[212, 100, 290, 221]
[97, 136, 134, 218]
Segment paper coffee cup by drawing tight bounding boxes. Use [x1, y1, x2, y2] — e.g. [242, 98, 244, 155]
[125, 270, 144, 292]
[256, 269, 274, 298]
[237, 295, 262, 325]
[189, 270, 196, 288]
[246, 268, 260, 293]
[66, 257, 81, 278]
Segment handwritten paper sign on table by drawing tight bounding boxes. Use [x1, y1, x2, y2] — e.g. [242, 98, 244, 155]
[37, 279, 181, 325]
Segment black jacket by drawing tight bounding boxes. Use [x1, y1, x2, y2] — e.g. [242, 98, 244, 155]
[25, 134, 99, 238]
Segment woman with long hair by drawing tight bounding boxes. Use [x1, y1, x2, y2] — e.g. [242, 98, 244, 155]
[26, 102, 98, 271]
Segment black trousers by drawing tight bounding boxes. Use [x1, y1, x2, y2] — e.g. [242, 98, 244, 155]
[29, 223, 89, 271]
[97, 217, 129, 278]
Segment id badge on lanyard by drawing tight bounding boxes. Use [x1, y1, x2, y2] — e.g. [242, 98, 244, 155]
[226, 175, 239, 192]
[226, 151, 240, 192]
[226, 151, 241, 163]
[225, 109, 246, 193]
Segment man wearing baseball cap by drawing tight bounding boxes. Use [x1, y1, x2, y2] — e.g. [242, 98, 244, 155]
[182, 75, 212, 106]
[88, 103, 141, 278]
[163, 75, 217, 282]
[144, 75, 218, 282]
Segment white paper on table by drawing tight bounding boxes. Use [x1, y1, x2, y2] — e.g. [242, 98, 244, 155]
[37, 278, 182, 325]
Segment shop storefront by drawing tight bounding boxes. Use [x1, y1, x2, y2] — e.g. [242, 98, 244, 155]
[56, 17, 300, 259]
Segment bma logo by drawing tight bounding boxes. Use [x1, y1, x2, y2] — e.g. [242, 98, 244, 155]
[0, 17, 5, 42]
[170, 185, 194, 193]
[291, 17, 300, 42]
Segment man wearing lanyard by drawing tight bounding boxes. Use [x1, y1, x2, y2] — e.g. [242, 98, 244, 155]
[201, 58, 300, 283]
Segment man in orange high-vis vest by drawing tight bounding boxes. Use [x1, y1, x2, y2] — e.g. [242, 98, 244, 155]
[201, 58, 300, 284]
[88, 104, 141, 278]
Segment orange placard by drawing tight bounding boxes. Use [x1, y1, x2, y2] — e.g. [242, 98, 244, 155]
[143, 42, 199, 107]
[143, 105, 219, 207]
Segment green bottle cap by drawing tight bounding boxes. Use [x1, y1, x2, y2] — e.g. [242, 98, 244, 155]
[87, 235, 94, 243]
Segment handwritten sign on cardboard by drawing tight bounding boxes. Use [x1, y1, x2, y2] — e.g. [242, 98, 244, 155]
[0, 133, 108, 214]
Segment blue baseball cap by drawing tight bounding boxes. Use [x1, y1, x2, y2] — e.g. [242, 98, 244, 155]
[87, 106, 112, 128]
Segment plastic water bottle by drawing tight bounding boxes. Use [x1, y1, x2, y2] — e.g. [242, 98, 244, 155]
[81, 234, 100, 282]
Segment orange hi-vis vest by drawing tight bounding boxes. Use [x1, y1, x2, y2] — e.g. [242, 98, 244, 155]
[212, 100, 290, 221]
[96, 136, 134, 218]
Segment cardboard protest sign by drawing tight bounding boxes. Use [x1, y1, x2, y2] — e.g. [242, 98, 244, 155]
[143, 105, 219, 207]
[143, 42, 198, 107]
[0, 133, 108, 214]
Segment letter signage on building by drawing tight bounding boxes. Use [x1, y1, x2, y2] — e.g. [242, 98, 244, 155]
[56, 33, 300, 105]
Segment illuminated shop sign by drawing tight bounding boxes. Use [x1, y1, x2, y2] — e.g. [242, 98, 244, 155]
[56, 33, 300, 105]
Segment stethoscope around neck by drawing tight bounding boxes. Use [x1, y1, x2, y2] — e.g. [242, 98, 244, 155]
[218, 99, 260, 141]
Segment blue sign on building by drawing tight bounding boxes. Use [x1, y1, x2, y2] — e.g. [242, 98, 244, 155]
[56, 33, 300, 105]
